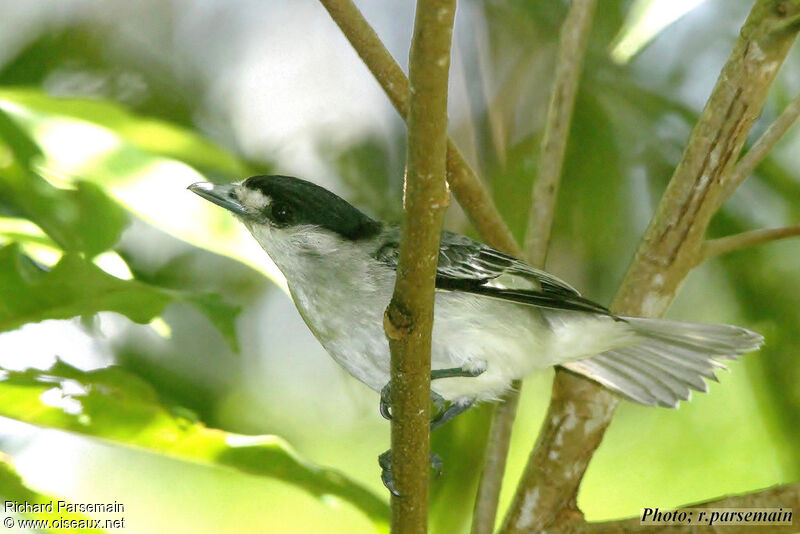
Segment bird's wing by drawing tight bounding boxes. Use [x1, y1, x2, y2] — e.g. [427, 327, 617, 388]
[374, 230, 611, 315]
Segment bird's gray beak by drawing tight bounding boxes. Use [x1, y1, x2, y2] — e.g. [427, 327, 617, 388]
[188, 182, 248, 217]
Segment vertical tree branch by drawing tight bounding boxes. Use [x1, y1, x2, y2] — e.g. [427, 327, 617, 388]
[524, 0, 597, 267]
[501, 1, 800, 532]
[384, 1, 456, 532]
[470, 388, 521, 534]
[318, 0, 521, 257]
[471, 2, 597, 533]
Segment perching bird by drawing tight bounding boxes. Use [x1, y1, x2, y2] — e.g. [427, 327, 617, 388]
[189, 175, 763, 489]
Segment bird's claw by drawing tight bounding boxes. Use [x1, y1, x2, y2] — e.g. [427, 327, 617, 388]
[378, 450, 399, 496]
[378, 363, 485, 421]
[377, 364, 482, 491]
[379, 383, 392, 420]
[378, 450, 444, 495]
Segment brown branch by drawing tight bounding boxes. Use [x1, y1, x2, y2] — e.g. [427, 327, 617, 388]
[470, 388, 521, 534]
[471, 2, 597, 534]
[718, 91, 800, 209]
[582, 483, 800, 533]
[700, 225, 800, 262]
[318, 0, 521, 257]
[384, 1, 455, 532]
[501, 1, 800, 533]
[524, 0, 597, 267]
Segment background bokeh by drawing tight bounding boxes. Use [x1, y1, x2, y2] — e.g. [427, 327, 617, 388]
[0, 0, 799, 532]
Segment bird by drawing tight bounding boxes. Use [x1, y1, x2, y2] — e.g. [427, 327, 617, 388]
[189, 174, 763, 491]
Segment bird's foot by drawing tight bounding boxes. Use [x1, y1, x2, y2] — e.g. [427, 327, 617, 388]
[379, 383, 392, 420]
[378, 449, 443, 496]
[378, 363, 486, 421]
[431, 397, 474, 431]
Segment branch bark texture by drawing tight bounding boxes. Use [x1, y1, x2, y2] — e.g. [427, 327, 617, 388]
[501, 1, 800, 532]
[318, 0, 521, 257]
[471, 1, 597, 533]
[384, 1, 455, 532]
[583, 483, 800, 534]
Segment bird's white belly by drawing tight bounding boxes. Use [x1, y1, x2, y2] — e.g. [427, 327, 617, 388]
[288, 279, 551, 402]
[289, 280, 392, 393]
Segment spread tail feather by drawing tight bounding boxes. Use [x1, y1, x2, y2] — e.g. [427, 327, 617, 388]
[560, 317, 764, 408]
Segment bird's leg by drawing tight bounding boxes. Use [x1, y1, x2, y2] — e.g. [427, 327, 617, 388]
[379, 361, 486, 421]
[430, 397, 474, 431]
[378, 400, 470, 494]
[430, 362, 486, 380]
[378, 363, 485, 494]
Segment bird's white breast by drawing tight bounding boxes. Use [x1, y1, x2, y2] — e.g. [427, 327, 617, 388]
[277, 240, 551, 402]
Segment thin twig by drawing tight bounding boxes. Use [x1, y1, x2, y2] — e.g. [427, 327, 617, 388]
[384, 1, 456, 532]
[524, 0, 597, 267]
[501, 1, 800, 532]
[318, 0, 521, 257]
[469, 389, 520, 534]
[700, 225, 800, 262]
[471, 2, 597, 533]
[582, 482, 800, 533]
[717, 92, 800, 209]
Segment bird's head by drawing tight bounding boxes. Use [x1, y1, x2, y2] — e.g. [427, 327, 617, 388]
[189, 175, 382, 266]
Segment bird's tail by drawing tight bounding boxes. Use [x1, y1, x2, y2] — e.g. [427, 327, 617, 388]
[560, 317, 763, 408]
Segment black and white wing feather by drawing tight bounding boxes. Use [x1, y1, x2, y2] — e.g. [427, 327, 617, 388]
[375, 230, 611, 315]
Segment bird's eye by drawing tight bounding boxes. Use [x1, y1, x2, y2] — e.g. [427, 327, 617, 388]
[270, 202, 292, 224]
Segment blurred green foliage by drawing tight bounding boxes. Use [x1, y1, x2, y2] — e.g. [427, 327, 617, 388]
[0, 0, 798, 533]
[0, 244, 169, 332]
[0, 108, 127, 256]
[0, 75, 388, 532]
[0, 457, 103, 533]
[0, 360, 389, 528]
[0, 88, 253, 180]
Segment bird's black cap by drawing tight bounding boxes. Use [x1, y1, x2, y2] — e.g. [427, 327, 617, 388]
[243, 175, 382, 240]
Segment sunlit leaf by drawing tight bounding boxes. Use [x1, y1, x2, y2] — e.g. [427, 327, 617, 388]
[0, 88, 285, 288]
[0, 361, 390, 529]
[0, 217, 56, 248]
[0, 109, 128, 256]
[610, 0, 708, 64]
[0, 456, 106, 533]
[0, 244, 242, 352]
[0, 244, 169, 333]
[0, 88, 251, 179]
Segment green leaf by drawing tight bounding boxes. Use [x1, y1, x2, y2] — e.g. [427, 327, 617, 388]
[0, 88, 284, 287]
[0, 244, 170, 333]
[183, 293, 241, 353]
[0, 244, 242, 352]
[0, 108, 128, 256]
[610, 0, 709, 64]
[0, 88, 251, 178]
[0, 361, 390, 528]
[0, 457, 107, 533]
